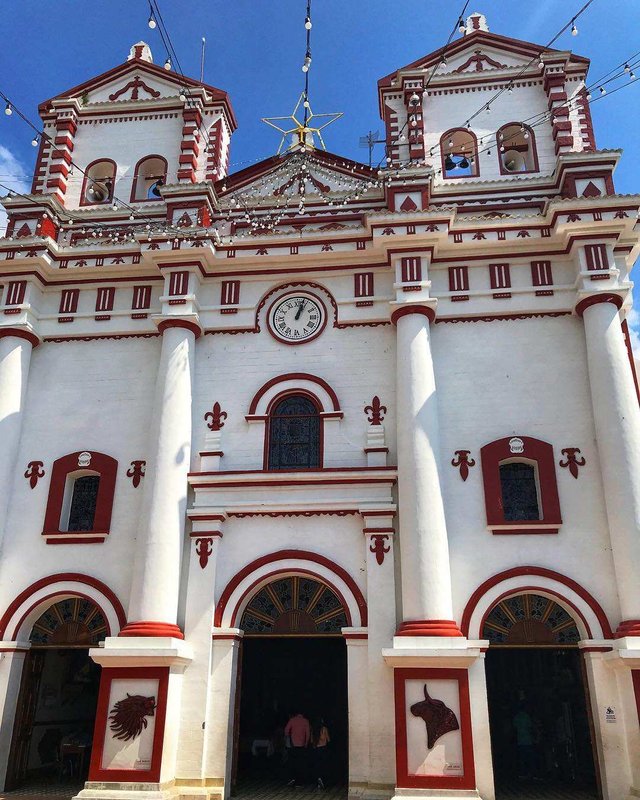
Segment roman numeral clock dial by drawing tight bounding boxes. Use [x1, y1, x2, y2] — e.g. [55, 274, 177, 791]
[268, 293, 326, 344]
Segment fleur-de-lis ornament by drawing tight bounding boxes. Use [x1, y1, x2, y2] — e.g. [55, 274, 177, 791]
[24, 461, 45, 489]
[204, 402, 228, 431]
[451, 450, 476, 482]
[559, 448, 586, 479]
[364, 396, 387, 425]
[126, 460, 146, 488]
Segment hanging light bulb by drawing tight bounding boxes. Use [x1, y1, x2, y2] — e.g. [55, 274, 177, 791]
[31, 135, 39, 147]
[599, 86, 606, 95]
[571, 22, 578, 35]
[486, 104, 491, 114]
[304, 16, 312, 29]
[112, 201, 118, 211]
[179, 88, 187, 102]
[457, 16, 465, 33]
[148, 12, 156, 28]
[631, 71, 637, 80]
[624, 63, 631, 73]
[448, 138, 453, 148]
[302, 53, 311, 72]
[508, 84, 513, 93]
[164, 57, 172, 70]
[4, 102, 12, 116]
[586, 90, 592, 100]
[538, 57, 545, 69]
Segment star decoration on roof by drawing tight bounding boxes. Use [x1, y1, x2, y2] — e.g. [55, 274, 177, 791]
[262, 93, 343, 154]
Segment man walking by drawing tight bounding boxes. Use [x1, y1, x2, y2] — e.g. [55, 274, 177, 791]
[285, 710, 311, 787]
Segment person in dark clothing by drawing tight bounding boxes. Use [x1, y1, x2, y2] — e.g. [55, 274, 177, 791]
[312, 718, 331, 789]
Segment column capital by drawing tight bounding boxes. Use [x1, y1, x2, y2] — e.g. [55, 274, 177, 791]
[390, 302, 436, 325]
[155, 316, 202, 339]
[575, 292, 623, 318]
[0, 326, 41, 347]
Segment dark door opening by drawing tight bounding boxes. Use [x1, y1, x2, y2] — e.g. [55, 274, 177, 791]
[236, 638, 348, 791]
[486, 648, 599, 799]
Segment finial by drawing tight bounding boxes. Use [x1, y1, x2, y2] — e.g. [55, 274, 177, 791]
[128, 42, 153, 63]
[464, 12, 489, 35]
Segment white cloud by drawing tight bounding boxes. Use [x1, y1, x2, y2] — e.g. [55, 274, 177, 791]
[627, 305, 640, 356]
[0, 145, 30, 236]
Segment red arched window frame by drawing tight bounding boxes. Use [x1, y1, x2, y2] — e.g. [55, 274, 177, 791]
[129, 154, 168, 202]
[496, 122, 539, 176]
[43, 451, 118, 544]
[480, 436, 561, 535]
[440, 128, 479, 179]
[263, 390, 323, 471]
[80, 159, 117, 207]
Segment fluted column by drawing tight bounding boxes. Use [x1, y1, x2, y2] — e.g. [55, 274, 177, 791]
[0, 330, 38, 551]
[121, 320, 198, 638]
[578, 295, 640, 635]
[392, 306, 460, 637]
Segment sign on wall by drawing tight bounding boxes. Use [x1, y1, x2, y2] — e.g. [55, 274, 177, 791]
[394, 668, 475, 791]
[89, 667, 168, 782]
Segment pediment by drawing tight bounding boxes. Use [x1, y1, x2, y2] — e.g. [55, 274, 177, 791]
[80, 67, 183, 104]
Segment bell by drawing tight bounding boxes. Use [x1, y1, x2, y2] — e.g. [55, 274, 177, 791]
[459, 157, 470, 169]
[444, 155, 456, 171]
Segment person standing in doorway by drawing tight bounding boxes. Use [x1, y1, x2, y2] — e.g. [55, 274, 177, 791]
[285, 710, 311, 786]
[312, 717, 331, 789]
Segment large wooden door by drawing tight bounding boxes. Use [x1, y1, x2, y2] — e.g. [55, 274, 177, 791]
[5, 650, 45, 789]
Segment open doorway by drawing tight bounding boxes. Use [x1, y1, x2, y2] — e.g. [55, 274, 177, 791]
[5, 598, 106, 791]
[234, 575, 350, 794]
[483, 593, 599, 799]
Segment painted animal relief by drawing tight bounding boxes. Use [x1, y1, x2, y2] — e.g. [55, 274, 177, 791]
[109, 694, 156, 741]
[410, 685, 459, 749]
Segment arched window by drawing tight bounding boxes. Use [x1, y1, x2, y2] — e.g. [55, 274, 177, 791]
[480, 436, 561, 534]
[497, 123, 538, 174]
[131, 155, 167, 201]
[267, 394, 321, 470]
[81, 159, 116, 205]
[440, 128, 479, 178]
[499, 462, 540, 521]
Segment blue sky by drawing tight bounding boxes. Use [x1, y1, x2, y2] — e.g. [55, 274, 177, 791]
[0, 1, 639, 333]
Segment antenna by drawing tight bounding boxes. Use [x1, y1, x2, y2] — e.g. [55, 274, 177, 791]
[359, 130, 385, 167]
[200, 36, 206, 83]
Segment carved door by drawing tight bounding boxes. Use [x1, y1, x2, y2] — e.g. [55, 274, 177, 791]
[5, 650, 45, 789]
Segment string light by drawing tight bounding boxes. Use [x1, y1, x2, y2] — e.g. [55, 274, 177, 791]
[4, 102, 12, 116]
[571, 22, 578, 35]
[148, 12, 157, 28]
[304, 16, 312, 29]
[31, 135, 39, 147]
[164, 57, 171, 70]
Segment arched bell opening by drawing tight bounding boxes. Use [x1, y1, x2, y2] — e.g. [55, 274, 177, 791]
[6, 597, 105, 790]
[483, 592, 598, 797]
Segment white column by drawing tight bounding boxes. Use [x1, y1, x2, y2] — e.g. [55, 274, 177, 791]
[0, 333, 35, 551]
[0, 644, 29, 790]
[394, 308, 458, 635]
[344, 633, 370, 786]
[123, 322, 196, 637]
[581, 298, 640, 632]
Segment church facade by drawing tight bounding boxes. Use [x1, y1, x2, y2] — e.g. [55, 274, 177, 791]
[0, 13, 639, 800]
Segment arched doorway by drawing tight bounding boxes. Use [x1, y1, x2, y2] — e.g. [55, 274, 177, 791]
[6, 598, 105, 790]
[235, 575, 349, 792]
[483, 593, 599, 799]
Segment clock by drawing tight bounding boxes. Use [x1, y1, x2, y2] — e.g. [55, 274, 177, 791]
[268, 292, 326, 344]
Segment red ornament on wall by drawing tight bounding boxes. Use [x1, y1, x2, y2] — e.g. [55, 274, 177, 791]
[364, 396, 387, 425]
[204, 402, 228, 431]
[451, 450, 475, 481]
[126, 460, 146, 488]
[24, 461, 45, 489]
[369, 534, 391, 565]
[559, 448, 586, 479]
[195, 537, 214, 569]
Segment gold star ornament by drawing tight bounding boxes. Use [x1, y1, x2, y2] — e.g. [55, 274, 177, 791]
[262, 93, 343, 154]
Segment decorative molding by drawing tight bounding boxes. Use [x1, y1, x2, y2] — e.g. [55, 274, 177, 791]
[364, 395, 387, 425]
[559, 447, 586, 479]
[24, 460, 45, 489]
[126, 460, 146, 488]
[369, 534, 391, 565]
[451, 450, 475, 481]
[195, 537, 214, 569]
[204, 402, 228, 431]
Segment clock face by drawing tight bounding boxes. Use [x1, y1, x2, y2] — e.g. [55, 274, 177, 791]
[269, 293, 326, 344]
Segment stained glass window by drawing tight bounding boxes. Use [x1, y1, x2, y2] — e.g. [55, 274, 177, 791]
[482, 593, 580, 645]
[30, 598, 108, 645]
[268, 395, 320, 470]
[67, 475, 100, 531]
[499, 461, 539, 521]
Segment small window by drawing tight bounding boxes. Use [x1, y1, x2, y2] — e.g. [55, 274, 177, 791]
[82, 159, 116, 205]
[131, 156, 167, 201]
[441, 128, 478, 178]
[67, 475, 100, 531]
[268, 395, 321, 470]
[499, 462, 540, 521]
[497, 123, 537, 174]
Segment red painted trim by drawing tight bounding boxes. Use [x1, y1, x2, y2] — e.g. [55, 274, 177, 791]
[248, 373, 341, 415]
[343, 632, 368, 639]
[394, 668, 475, 790]
[79, 159, 116, 207]
[615, 620, 640, 637]
[214, 550, 367, 627]
[0, 328, 39, 347]
[391, 305, 435, 325]
[0, 572, 126, 639]
[42, 451, 118, 541]
[496, 123, 539, 176]
[119, 621, 184, 639]
[478, 585, 593, 640]
[480, 436, 562, 533]
[460, 567, 614, 639]
[632, 671, 640, 727]
[575, 293, 622, 317]
[11, 590, 111, 642]
[437, 311, 571, 324]
[396, 620, 463, 637]
[157, 318, 201, 339]
[89, 666, 169, 782]
[130, 155, 167, 203]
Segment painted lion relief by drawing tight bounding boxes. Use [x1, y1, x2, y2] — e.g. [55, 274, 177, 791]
[109, 694, 156, 741]
[410, 685, 459, 749]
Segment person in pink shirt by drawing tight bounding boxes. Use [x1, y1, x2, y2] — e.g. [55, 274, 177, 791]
[285, 711, 310, 786]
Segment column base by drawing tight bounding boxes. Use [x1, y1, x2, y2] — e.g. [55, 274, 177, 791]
[119, 621, 185, 639]
[390, 789, 480, 799]
[75, 780, 178, 800]
[396, 621, 463, 637]
[616, 619, 640, 637]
